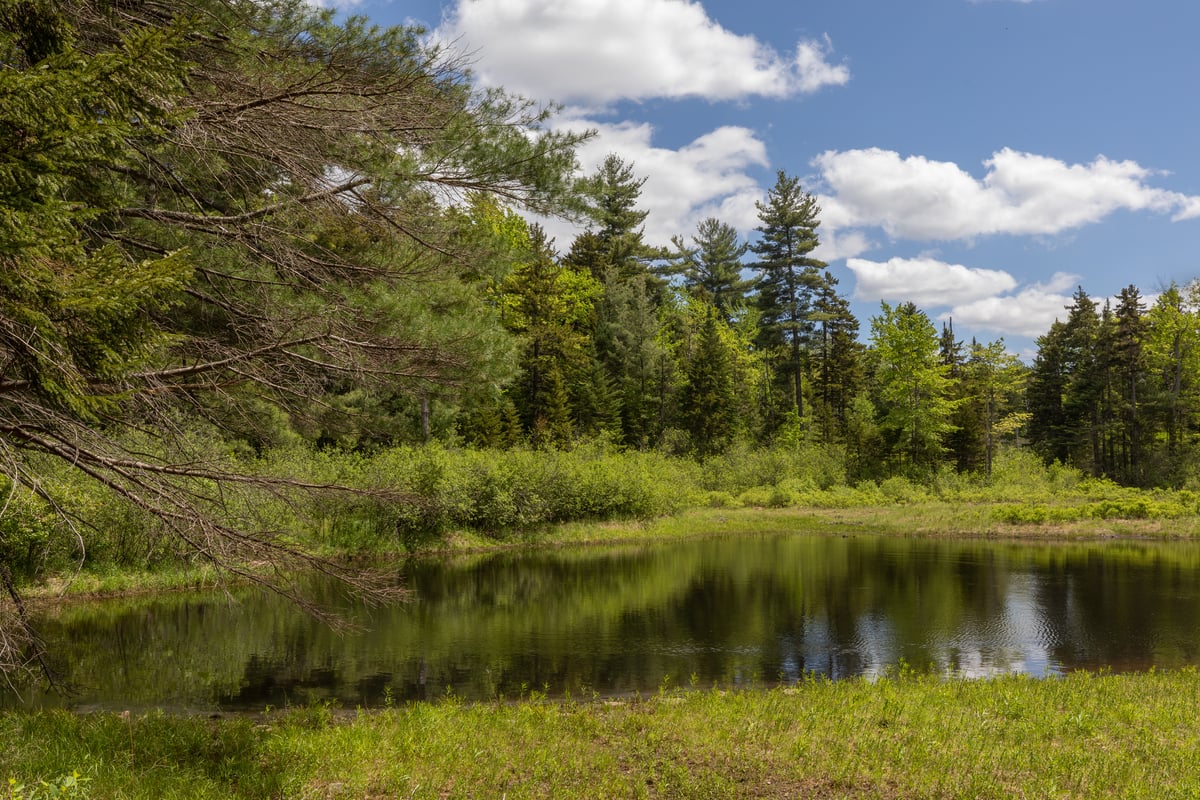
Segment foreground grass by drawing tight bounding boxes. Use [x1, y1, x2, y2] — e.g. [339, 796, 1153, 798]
[3, 669, 1199, 798]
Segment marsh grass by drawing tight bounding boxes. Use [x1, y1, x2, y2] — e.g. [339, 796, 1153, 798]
[4, 669, 1200, 798]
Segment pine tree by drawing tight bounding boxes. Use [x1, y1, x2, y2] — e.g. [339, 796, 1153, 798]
[667, 217, 750, 321]
[569, 155, 665, 285]
[499, 226, 601, 444]
[939, 320, 980, 471]
[1111, 286, 1148, 484]
[810, 271, 862, 442]
[678, 309, 737, 455]
[0, 0, 589, 669]
[1027, 319, 1072, 465]
[965, 339, 1026, 477]
[568, 349, 620, 439]
[1027, 288, 1112, 476]
[567, 157, 670, 447]
[1144, 281, 1200, 481]
[1061, 288, 1105, 475]
[751, 171, 826, 424]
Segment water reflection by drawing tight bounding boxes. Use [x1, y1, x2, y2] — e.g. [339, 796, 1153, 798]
[10, 533, 1200, 711]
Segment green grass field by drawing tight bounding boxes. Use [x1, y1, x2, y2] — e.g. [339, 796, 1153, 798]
[4, 669, 1199, 799]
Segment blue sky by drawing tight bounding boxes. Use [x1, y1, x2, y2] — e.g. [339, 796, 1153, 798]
[330, 0, 1200, 356]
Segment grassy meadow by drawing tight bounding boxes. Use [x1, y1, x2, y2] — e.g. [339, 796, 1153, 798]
[4, 669, 1200, 799]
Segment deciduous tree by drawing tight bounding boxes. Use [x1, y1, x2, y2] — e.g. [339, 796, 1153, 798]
[869, 302, 957, 473]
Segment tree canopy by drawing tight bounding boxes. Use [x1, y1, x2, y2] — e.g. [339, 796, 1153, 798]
[0, 0, 588, 671]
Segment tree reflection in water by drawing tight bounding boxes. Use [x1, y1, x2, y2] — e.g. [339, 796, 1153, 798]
[11, 534, 1200, 711]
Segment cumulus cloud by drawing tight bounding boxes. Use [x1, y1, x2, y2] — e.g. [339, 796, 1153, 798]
[434, 0, 849, 105]
[845, 258, 1089, 341]
[847, 256, 1018, 307]
[814, 230, 874, 262]
[814, 148, 1200, 241]
[942, 272, 1080, 338]
[535, 116, 770, 248]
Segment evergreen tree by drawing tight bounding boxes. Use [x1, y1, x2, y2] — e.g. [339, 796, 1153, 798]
[939, 320, 979, 471]
[498, 226, 601, 445]
[1027, 319, 1072, 465]
[678, 309, 737, 455]
[1110, 286, 1148, 483]
[965, 338, 1026, 477]
[1061, 288, 1105, 475]
[810, 271, 863, 443]
[601, 274, 670, 447]
[1144, 281, 1200, 482]
[751, 171, 826, 424]
[1027, 288, 1110, 476]
[568, 348, 620, 439]
[667, 217, 750, 321]
[566, 157, 670, 447]
[568, 155, 665, 285]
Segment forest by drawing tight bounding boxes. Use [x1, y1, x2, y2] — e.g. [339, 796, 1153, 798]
[2, 0, 1200, 666]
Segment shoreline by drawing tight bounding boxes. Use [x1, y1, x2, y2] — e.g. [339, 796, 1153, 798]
[23, 503, 1200, 604]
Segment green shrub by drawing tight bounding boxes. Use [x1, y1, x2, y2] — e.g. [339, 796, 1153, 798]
[878, 476, 927, 504]
[993, 504, 1052, 524]
[699, 491, 738, 509]
[0, 481, 58, 579]
[264, 442, 699, 547]
[697, 442, 845, 494]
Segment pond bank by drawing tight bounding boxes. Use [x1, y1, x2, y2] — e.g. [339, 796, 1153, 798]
[4, 669, 1197, 798]
[25, 502, 1200, 603]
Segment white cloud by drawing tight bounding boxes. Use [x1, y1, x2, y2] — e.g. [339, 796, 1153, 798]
[847, 256, 1018, 307]
[814, 147, 1200, 242]
[434, 0, 848, 105]
[536, 115, 769, 249]
[793, 36, 852, 94]
[814, 230, 874, 262]
[942, 272, 1080, 338]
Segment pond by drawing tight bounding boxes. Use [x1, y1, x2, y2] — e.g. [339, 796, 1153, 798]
[8, 532, 1200, 712]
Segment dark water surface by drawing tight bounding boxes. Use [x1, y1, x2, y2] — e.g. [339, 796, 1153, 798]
[10, 533, 1200, 711]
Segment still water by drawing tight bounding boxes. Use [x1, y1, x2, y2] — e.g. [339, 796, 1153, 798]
[10, 533, 1200, 711]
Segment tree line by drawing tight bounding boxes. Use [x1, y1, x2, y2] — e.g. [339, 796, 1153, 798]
[442, 153, 1200, 490]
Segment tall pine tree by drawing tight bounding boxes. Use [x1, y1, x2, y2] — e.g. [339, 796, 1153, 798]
[751, 171, 825, 427]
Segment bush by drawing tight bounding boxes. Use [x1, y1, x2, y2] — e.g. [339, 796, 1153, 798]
[698, 442, 845, 494]
[0, 480, 57, 579]
[878, 476, 928, 504]
[265, 442, 700, 548]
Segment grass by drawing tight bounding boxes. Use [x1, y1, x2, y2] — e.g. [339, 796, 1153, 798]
[3, 669, 1200, 798]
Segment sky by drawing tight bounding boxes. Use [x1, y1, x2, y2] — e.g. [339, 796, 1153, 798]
[325, 0, 1200, 357]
